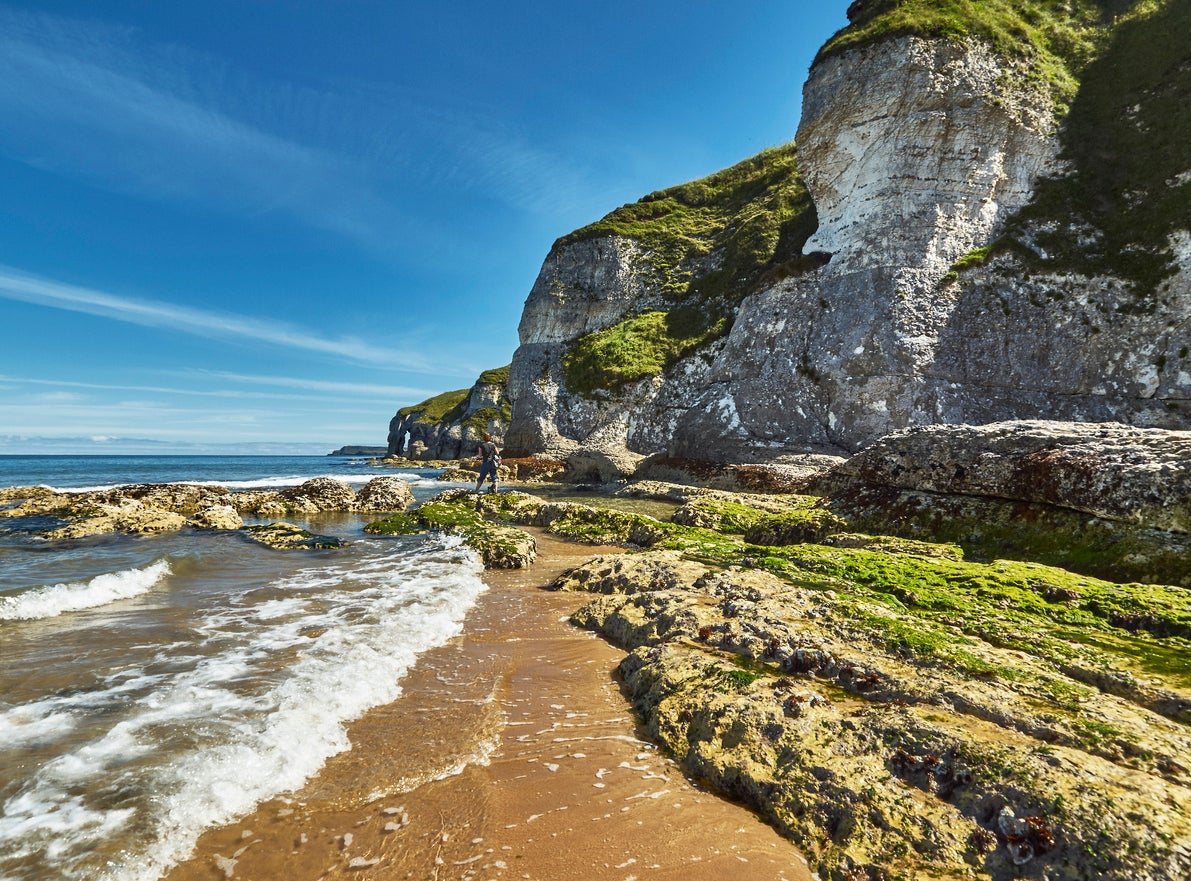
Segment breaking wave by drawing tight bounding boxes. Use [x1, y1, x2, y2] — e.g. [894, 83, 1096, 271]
[0, 560, 171, 621]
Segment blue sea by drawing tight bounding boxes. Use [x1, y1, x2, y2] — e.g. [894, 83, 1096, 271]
[0, 456, 481, 881]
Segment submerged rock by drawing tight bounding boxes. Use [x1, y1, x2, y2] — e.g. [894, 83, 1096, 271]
[244, 522, 346, 550]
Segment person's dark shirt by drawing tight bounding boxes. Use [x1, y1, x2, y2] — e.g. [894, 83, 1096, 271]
[479, 441, 498, 462]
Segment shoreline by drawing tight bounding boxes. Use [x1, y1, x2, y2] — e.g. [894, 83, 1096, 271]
[162, 530, 812, 881]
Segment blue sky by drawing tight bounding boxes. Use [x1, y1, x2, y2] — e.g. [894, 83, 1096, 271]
[0, 1, 850, 454]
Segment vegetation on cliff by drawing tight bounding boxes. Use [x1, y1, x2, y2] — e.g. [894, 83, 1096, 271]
[397, 364, 512, 427]
[397, 387, 470, 424]
[560, 144, 818, 395]
[823, 0, 1187, 295]
[819, 0, 1143, 107]
[1005, 0, 1190, 294]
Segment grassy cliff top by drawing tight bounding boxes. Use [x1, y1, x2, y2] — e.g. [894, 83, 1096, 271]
[398, 364, 512, 427]
[397, 387, 469, 422]
[560, 143, 816, 302]
[818, 0, 1145, 108]
[559, 144, 819, 394]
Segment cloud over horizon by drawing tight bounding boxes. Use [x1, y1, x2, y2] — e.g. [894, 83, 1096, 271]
[0, 265, 470, 373]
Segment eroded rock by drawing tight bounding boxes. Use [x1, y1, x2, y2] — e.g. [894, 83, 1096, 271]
[557, 550, 1191, 880]
[279, 478, 357, 513]
[354, 477, 415, 513]
[244, 522, 346, 550]
[189, 505, 244, 530]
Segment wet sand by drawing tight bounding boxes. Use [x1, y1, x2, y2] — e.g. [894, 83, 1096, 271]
[164, 532, 812, 881]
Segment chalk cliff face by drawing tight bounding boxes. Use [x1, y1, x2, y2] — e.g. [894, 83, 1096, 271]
[670, 35, 1063, 459]
[500, 3, 1191, 468]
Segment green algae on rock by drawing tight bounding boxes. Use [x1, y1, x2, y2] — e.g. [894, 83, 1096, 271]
[244, 522, 347, 550]
[554, 547, 1191, 881]
[410, 498, 536, 568]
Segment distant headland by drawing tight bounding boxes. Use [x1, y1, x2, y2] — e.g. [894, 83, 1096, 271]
[327, 446, 388, 457]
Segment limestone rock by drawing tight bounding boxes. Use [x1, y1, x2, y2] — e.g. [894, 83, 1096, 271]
[565, 445, 645, 484]
[189, 505, 243, 530]
[48, 501, 187, 539]
[279, 478, 356, 513]
[487, 26, 1188, 463]
[229, 491, 290, 518]
[83, 483, 230, 514]
[354, 477, 415, 513]
[819, 421, 1191, 533]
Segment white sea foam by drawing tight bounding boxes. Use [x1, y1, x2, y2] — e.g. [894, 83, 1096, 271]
[0, 560, 171, 621]
[0, 537, 485, 881]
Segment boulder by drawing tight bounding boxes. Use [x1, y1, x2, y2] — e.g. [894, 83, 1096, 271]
[354, 477, 415, 512]
[279, 478, 357, 513]
[189, 505, 244, 530]
[818, 420, 1191, 533]
[565, 446, 645, 484]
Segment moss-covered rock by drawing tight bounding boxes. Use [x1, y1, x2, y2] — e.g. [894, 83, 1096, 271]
[557, 549, 1191, 881]
[244, 522, 346, 550]
[413, 499, 536, 568]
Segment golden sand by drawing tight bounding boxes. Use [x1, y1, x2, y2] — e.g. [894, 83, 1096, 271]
[163, 532, 811, 881]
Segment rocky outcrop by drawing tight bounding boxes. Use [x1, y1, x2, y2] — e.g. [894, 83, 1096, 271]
[0, 477, 417, 541]
[672, 36, 1064, 456]
[279, 477, 357, 513]
[49, 502, 187, 540]
[554, 549, 1191, 881]
[387, 366, 511, 460]
[817, 421, 1191, 532]
[188, 505, 243, 530]
[811, 421, 1191, 587]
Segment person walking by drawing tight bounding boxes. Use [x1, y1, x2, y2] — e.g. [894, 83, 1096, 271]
[475, 432, 500, 494]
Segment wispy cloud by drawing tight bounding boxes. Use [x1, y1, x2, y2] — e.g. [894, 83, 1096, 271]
[0, 8, 604, 249]
[0, 373, 430, 403]
[0, 266, 445, 369]
[181, 370, 437, 399]
[0, 8, 403, 248]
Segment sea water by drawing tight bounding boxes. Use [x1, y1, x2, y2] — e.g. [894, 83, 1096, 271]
[0, 457, 480, 881]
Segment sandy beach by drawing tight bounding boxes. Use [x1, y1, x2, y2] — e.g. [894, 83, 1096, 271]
[162, 531, 812, 881]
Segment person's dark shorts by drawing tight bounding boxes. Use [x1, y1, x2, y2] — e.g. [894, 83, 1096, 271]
[477, 460, 497, 483]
